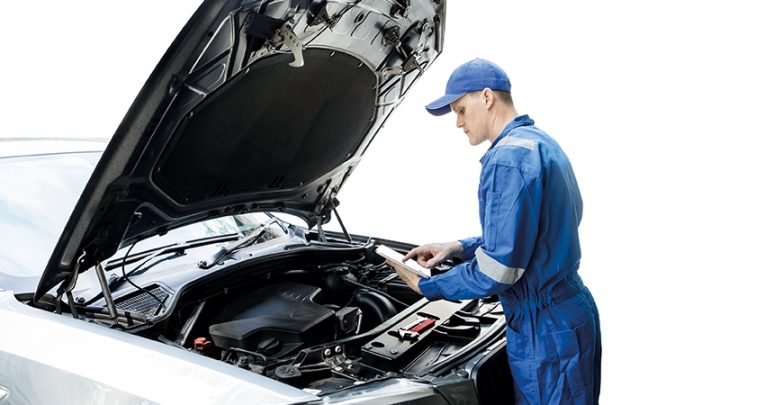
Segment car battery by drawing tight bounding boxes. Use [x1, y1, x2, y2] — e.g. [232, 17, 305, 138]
[361, 299, 466, 370]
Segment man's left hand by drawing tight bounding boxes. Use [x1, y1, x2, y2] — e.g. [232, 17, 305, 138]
[385, 259, 423, 295]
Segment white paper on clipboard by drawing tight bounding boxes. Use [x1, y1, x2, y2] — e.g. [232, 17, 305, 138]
[375, 245, 431, 278]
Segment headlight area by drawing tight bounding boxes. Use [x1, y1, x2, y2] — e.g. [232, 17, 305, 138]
[123, 242, 508, 399]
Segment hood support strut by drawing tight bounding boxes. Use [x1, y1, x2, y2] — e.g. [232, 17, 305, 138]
[94, 259, 119, 321]
[330, 201, 353, 244]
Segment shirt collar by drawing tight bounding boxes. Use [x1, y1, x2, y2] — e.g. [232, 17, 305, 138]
[487, 114, 535, 151]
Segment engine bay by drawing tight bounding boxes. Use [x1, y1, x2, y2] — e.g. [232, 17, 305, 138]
[35, 234, 507, 397]
[124, 241, 508, 395]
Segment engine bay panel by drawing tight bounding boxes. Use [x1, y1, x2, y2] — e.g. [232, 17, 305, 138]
[209, 282, 337, 357]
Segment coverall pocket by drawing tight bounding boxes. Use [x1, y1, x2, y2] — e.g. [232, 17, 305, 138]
[504, 323, 538, 404]
[505, 322, 531, 358]
[544, 322, 595, 393]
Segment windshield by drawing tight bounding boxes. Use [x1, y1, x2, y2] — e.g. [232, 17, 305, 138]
[0, 152, 101, 278]
[0, 151, 307, 292]
[109, 211, 294, 261]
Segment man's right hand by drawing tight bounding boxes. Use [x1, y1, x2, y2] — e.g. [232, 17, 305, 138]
[403, 241, 463, 269]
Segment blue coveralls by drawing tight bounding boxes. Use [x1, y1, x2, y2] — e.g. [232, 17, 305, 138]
[419, 115, 601, 405]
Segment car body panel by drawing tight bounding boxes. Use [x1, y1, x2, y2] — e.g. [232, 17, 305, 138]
[0, 290, 318, 404]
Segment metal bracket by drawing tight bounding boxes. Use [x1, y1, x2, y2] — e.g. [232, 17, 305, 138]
[308, 1, 330, 26]
[390, 0, 410, 18]
[383, 26, 423, 73]
[275, 26, 304, 67]
[322, 345, 360, 374]
[403, 53, 424, 73]
[57, 251, 85, 318]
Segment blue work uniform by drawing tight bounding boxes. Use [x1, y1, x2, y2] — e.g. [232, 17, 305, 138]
[418, 115, 601, 405]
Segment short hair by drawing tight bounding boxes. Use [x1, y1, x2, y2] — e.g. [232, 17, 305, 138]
[494, 90, 513, 106]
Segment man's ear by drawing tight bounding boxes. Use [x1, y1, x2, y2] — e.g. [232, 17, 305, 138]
[482, 88, 495, 109]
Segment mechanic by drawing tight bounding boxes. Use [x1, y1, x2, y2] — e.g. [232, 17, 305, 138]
[387, 58, 601, 405]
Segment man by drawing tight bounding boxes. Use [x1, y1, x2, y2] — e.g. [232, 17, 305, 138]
[387, 59, 601, 405]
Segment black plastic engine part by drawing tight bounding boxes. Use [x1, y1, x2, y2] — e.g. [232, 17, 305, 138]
[351, 290, 396, 329]
[209, 282, 335, 356]
[334, 306, 362, 335]
[307, 377, 358, 395]
[361, 299, 466, 369]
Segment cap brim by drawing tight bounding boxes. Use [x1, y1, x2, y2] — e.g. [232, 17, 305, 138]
[425, 93, 464, 116]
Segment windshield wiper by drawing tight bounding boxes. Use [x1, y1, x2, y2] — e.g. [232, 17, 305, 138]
[85, 234, 239, 306]
[104, 234, 239, 272]
[197, 218, 278, 269]
[264, 212, 290, 234]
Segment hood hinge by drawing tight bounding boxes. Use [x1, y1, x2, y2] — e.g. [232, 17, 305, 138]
[56, 251, 85, 318]
[274, 25, 304, 68]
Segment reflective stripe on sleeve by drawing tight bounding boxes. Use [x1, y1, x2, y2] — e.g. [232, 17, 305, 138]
[475, 247, 525, 285]
[496, 136, 536, 150]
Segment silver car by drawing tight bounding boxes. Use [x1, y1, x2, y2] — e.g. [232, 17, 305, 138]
[0, 1, 512, 404]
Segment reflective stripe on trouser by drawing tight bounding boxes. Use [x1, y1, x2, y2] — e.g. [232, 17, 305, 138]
[501, 278, 601, 405]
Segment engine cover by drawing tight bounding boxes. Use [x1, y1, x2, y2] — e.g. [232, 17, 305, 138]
[209, 282, 335, 356]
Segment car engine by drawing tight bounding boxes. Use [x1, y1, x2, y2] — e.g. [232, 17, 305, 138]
[209, 282, 356, 358]
[124, 242, 508, 395]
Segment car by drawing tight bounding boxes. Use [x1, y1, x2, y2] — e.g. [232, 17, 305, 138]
[0, 1, 513, 404]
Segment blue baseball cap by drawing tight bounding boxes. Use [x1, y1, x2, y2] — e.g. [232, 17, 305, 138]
[425, 58, 511, 116]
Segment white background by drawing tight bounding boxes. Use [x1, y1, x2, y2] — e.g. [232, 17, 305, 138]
[2, 1, 764, 403]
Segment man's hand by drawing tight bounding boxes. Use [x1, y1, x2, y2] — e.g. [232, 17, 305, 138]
[387, 241, 462, 296]
[403, 241, 463, 268]
[386, 260, 423, 295]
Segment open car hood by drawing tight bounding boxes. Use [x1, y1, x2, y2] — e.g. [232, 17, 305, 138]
[36, 0, 445, 301]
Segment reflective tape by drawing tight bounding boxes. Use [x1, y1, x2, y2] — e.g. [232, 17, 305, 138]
[496, 136, 536, 150]
[476, 248, 525, 285]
